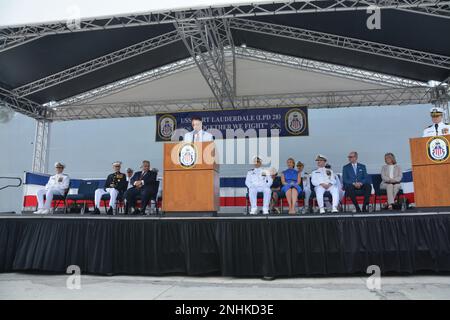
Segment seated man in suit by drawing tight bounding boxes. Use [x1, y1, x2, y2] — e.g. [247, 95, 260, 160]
[342, 151, 371, 212]
[34, 162, 70, 215]
[125, 160, 158, 215]
[184, 116, 213, 142]
[93, 161, 128, 215]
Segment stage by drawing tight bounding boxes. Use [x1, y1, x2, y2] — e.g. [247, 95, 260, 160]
[1, 210, 450, 278]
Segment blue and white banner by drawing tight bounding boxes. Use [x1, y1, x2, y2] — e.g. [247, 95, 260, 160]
[155, 106, 309, 141]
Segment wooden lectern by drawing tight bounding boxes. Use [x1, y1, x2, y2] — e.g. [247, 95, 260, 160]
[409, 135, 450, 207]
[162, 142, 220, 213]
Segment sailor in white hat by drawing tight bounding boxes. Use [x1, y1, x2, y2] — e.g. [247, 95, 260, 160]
[423, 106, 450, 137]
[93, 161, 127, 215]
[33, 162, 70, 214]
[245, 156, 273, 215]
[311, 155, 339, 214]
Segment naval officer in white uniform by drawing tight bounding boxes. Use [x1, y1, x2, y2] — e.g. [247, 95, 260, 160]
[184, 116, 213, 142]
[423, 106, 450, 137]
[245, 156, 273, 215]
[34, 162, 70, 214]
[311, 155, 339, 214]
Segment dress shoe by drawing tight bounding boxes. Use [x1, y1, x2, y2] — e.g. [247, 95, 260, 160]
[107, 207, 113, 215]
[93, 207, 100, 215]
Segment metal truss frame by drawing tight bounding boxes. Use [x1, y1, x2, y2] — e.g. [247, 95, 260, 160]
[12, 30, 182, 98]
[235, 47, 427, 88]
[52, 57, 197, 107]
[429, 76, 450, 122]
[2, 1, 450, 52]
[9, 16, 445, 103]
[31, 119, 51, 173]
[0, 86, 49, 120]
[174, 8, 236, 109]
[49, 86, 430, 121]
[229, 18, 450, 70]
[399, 2, 450, 18]
[50, 46, 425, 110]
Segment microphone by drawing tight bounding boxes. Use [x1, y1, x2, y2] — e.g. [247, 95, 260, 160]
[435, 123, 439, 136]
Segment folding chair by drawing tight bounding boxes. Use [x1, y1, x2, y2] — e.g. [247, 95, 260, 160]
[134, 180, 161, 215]
[372, 174, 405, 211]
[101, 192, 125, 215]
[310, 189, 336, 213]
[65, 180, 99, 214]
[36, 188, 69, 214]
[245, 188, 265, 214]
[343, 179, 376, 212]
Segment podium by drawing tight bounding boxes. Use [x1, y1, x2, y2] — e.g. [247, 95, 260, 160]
[162, 142, 220, 213]
[409, 135, 450, 207]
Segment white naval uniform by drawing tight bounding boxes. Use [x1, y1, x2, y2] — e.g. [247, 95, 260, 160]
[36, 174, 70, 209]
[300, 172, 311, 208]
[94, 188, 119, 208]
[245, 167, 273, 212]
[422, 122, 450, 137]
[311, 167, 339, 209]
[184, 129, 213, 142]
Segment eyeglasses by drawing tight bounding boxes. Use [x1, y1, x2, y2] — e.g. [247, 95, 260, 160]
[348, 156, 355, 158]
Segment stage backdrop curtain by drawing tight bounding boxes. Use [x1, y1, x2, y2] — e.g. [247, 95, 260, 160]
[1, 215, 450, 276]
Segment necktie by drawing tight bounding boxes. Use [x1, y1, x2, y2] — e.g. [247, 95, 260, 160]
[353, 164, 357, 175]
[435, 124, 439, 136]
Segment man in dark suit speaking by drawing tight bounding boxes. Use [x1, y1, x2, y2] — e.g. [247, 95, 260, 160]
[125, 160, 158, 215]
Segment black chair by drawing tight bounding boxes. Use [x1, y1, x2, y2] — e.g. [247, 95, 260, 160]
[309, 189, 335, 213]
[296, 179, 308, 213]
[372, 174, 405, 211]
[310, 176, 344, 213]
[65, 180, 99, 214]
[133, 180, 161, 215]
[343, 175, 375, 212]
[245, 188, 265, 214]
[101, 192, 125, 215]
[36, 187, 70, 214]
